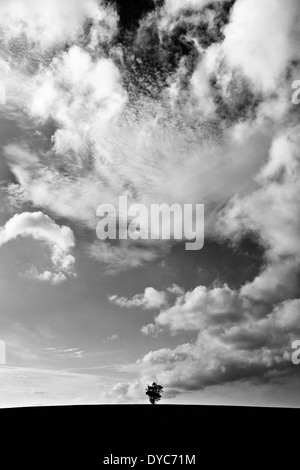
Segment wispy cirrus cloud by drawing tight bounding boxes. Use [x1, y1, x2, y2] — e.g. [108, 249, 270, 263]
[45, 347, 84, 359]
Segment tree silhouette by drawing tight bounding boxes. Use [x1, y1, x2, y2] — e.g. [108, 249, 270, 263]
[145, 382, 164, 405]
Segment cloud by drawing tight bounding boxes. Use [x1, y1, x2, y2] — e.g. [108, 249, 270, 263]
[141, 323, 162, 337]
[112, 277, 300, 398]
[117, 125, 300, 398]
[274, 299, 300, 332]
[30, 45, 127, 150]
[0, 366, 111, 407]
[163, 0, 227, 16]
[0, 0, 118, 52]
[110, 287, 167, 309]
[240, 259, 300, 303]
[2, 0, 288, 274]
[217, 130, 300, 302]
[96, 115, 300, 400]
[222, 0, 300, 93]
[24, 268, 69, 285]
[88, 240, 170, 274]
[142, 284, 243, 332]
[4, 144, 117, 226]
[105, 334, 119, 342]
[45, 347, 83, 358]
[0, 0, 299, 406]
[0, 211, 75, 283]
[109, 380, 145, 403]
[124, 298, 298, 398]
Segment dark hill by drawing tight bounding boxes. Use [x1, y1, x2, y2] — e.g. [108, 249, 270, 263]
[0, 405, 298, 466]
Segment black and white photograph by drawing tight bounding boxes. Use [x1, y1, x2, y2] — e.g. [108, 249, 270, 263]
[0, 0, 300, 465]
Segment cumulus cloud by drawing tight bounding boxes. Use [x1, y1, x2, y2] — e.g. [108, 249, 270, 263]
[240, 259, 300, 304]
[114, 119, 300, 397]
[222, 0, 300, 93]
[113, 121, 300, 395]
[110, 287, 167, 309]
[217, 130, 300, 302]
[112, 282, 300, 399]
[0, 0, 118, 52]
[143, 284, 243, 332]
[30, 45, 127, 152]
[114, 124, 300, 397]
[140, 323, 162, 337]
[0, 211, 75, 283]
[109, 380, 145, 403]
[24, 268, 70, 285]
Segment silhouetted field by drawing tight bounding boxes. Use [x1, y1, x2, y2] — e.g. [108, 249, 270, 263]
[0, 405, 298, 466]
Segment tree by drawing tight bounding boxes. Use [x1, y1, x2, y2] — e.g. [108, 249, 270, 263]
[145, 382, 164, 405]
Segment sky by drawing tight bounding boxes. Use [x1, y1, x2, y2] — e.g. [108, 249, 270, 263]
[0, 0, 300, 407]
